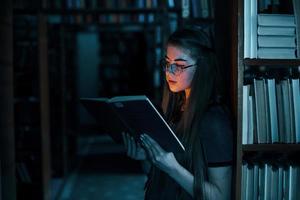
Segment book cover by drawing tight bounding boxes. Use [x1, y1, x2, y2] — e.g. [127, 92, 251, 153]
[80, 95, 185, 153]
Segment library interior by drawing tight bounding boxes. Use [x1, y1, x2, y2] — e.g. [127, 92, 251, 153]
[1, 0, 300, 199]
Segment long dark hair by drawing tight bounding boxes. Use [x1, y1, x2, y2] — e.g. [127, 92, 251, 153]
[161, 26, 225, 199]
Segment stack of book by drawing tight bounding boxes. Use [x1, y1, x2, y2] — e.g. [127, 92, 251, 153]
[242, 78, 300, 144]
[242, 163, 300, 200]
[244, 0, 298, 59]
[257, 14, 297, 59]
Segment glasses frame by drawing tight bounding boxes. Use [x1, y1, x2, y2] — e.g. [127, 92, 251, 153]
[161, 59, 197, 76]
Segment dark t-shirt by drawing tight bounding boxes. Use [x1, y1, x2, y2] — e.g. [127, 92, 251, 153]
[144, 105, 233, 200]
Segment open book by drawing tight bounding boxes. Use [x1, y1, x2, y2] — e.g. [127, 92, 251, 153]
[80, 95, 185, 153]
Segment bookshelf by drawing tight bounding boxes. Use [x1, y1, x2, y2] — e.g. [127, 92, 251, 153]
[1, 0, 16, 199]
[236, 0, 300, 199]
[12, 0, 184, 199]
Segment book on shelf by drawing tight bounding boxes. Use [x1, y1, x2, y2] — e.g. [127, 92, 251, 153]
[291, 79, 300, 143]
[276, 84, 285, 143]
[80, 95, 185, 153]
[264, 164, 272, 200]
[257, 26, 296, 36]
[244, 0, 251, 58]
[250, 0, 257, 58]
[257, 47, 297, 59]
[254, 79, 269, 143]
[280, 80, 293, 143]
[244, 0, 258, 58]
[266, 79, 279, 143]
[257, 35, 296, 48]
[257, 14, 296, 27]
[258, 164, 265, 199]
[243, 78, 300, 144]
[293, 0, 300, 57]
[242, 85, 250, 144]
[243, 163, 300, 200]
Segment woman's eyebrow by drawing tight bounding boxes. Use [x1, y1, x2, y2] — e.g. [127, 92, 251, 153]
[164, 55, 187, 62]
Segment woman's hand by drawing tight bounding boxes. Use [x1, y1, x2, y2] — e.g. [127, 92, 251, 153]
[122, 132, 146, 160]
[140, 133, 179, 175]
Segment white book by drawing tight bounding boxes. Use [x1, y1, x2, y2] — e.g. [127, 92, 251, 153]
[258, 36, 296, 48]
[296, 166, 300, 200]
[258, 165, 265, 200]
[254, 79, 267, 143]
[264, 164, 272, 200]
[288, 80, 295, 142]
[243, 85, 250, 144]
[258, 26, 296, 36]
[283, 167, 290, 200]
[278, 167, 283, 200]
[250, 0, 257, 58]
[242, 164, 248, 200]
[246, 165, 254, 200]
[281, 80, 292, 143]
[258, 14, 296, 27]
[244, 0, 251, 58]
[293, 0, 300, 57]
[257, 47, 296, 59]
[253, 165, 259, 200]
[289, 165, 296, 200]
[248, 96, 255, 144]
[271, 166, 279, 200]
[267, 79, 279, 143]
[291, 79, 300, 142]
[276, 84, 285, 142]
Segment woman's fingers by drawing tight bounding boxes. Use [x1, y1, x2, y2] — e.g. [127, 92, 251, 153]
[141, 134, 164, 155]
[122, 132, 146, 160]
[140, 134, 161, 163]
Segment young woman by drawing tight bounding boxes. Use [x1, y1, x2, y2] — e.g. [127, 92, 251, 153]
[122, 26, 233, 200]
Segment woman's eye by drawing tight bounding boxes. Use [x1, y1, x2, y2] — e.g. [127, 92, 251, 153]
[175, 64, 185, 68]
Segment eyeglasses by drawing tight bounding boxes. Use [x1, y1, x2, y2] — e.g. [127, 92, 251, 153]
[161, 59, 197, 76]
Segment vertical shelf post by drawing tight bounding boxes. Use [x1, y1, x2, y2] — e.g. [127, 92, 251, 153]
[0, 0, 16, 199]
[38, 12, 51, 200]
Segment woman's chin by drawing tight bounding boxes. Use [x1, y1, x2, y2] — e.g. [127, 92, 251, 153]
[168, 86, 181, 93]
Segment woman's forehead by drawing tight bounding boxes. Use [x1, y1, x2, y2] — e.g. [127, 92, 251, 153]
[166, 45, 192, 61]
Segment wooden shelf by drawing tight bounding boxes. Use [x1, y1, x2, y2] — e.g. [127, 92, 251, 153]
[242, 144, 300, 152]
[244, 58, 300, 66]
[13, 8, 181, 15]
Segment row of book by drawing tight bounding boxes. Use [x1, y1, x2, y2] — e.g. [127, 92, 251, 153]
[242, 78, 300, 144]
[49, 0, 178, 9]
[242, 163, 300, 200]
[14, 0, 179, 10]
[244, 0, 300, 59]
[48, 13, 169, 25]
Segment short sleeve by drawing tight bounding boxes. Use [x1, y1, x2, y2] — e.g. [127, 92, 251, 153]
[200, 106, 233, 167]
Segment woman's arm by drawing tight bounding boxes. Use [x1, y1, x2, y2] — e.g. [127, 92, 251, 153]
[169, 163, 232, 199]
[140, 134, 232, 199]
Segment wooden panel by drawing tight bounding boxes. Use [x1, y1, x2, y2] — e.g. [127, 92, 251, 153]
[38, 13, 51, 200]
[0, 0, 15, 199]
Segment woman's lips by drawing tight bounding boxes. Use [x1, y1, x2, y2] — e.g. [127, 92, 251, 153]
[168, 80, 177, 85]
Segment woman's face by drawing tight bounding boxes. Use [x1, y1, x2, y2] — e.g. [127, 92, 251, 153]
[165, 45, 197, 93]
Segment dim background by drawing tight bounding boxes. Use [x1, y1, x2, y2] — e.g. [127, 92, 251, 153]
[0, 0, 234, 199]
